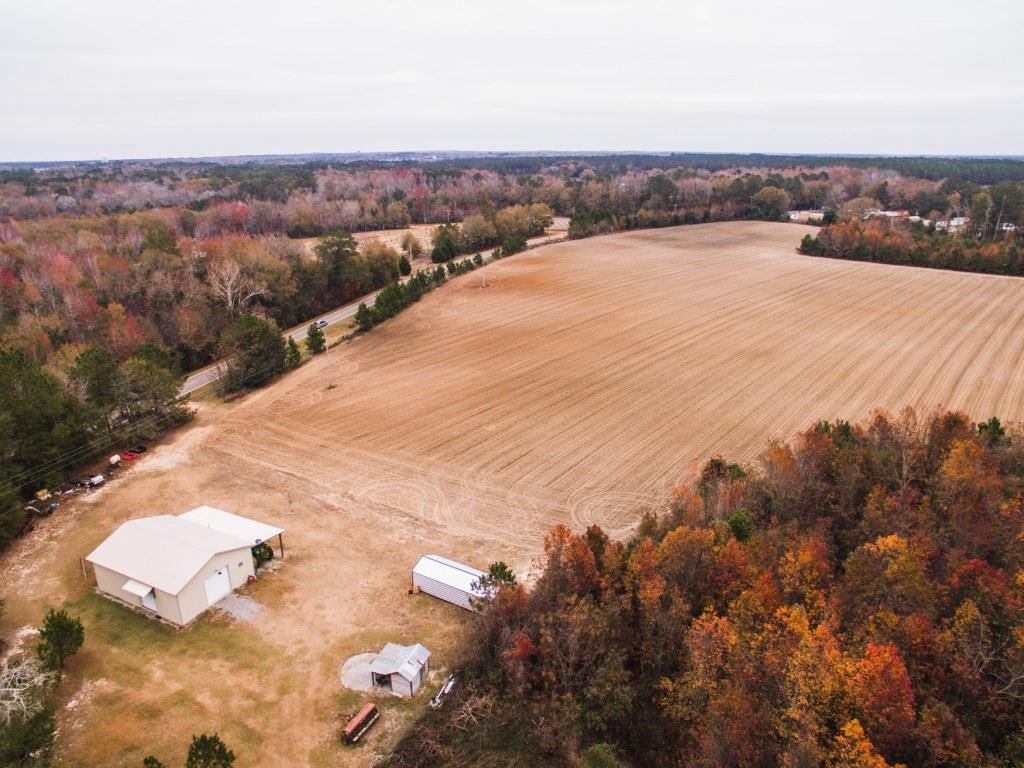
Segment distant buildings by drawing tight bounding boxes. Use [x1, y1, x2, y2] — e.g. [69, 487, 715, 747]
[935, 216, 968, 232]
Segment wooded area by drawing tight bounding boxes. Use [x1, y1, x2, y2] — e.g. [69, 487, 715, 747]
[389, 409, 1024, 768]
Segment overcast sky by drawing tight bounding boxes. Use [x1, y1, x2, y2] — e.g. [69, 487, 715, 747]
[2, 0, 1022, 161]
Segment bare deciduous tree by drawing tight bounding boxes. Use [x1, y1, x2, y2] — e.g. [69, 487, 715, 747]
[207, 258, 266, 315]
[0, 656, 55, 725]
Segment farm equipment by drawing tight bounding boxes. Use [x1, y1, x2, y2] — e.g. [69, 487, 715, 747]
[342, 702, 379, 744]
[429, 674, 457, 709]
[251, 540, 274, 569]
[24, 497, 58, 517]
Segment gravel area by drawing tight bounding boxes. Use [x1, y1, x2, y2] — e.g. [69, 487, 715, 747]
[341, 653, 376, 692]
[214, 594, 264, 622]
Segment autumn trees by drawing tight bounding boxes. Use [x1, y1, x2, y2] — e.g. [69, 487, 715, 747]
[390, 408, 1024, 768]
[429, 204, 553, 261]
[800, 218, 1024, 276]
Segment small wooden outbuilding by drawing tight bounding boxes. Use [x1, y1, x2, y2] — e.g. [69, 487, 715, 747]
[369, 643, 431, 697]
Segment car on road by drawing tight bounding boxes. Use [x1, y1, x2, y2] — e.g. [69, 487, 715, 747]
[315, 319, 329, 329]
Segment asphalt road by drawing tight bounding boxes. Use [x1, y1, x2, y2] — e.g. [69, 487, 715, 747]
[179, 232, 568, 397]
[179, 285, 385, 396]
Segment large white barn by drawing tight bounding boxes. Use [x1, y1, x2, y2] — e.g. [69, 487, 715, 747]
[411, 555, 486, 611]
[85, 508, 283, 626]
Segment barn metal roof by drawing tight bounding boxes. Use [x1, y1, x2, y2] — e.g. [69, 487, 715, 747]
[179, 505, 283, 545]
[412, 555, 486, 596]
[369, 643, 431, 681]
[85, 515, 252, 595]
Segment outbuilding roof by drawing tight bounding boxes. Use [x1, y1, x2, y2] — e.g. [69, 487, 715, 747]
[412, 555, 486, 596]
[85, 515, 251, 595]
[179, 505, 283, 545]
[370, 643, 431, 682]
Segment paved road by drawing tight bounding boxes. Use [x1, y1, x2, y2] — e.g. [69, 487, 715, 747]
[179, 286, 386, 396]
[179, 232, 568, 396]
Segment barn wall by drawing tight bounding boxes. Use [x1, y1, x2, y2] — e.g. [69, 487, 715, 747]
[390, 672, 414, 697]
[92, 564, 183, 625]
[177, 547, 255, 625]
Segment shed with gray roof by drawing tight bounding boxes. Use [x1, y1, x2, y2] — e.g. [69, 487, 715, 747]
[369, 643, 431, 697]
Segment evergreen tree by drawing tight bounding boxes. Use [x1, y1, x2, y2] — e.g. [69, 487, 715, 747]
[37, 608, 84, 670]
[0, 349, 94, 546]
[500, 233, 526, 256]
[354, 302, 374, 331]
[185, 734, 235, 768]
[218, 315, 286, 394]
[305, 323, 326, 355]
[69, 347, 118, 409]
[399, 255, 412, 276]
[285, 337, 301, 369]
[431, 225, 459, 263]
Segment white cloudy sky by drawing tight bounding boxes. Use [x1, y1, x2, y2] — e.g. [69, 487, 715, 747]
[2, 0, 1022, 160]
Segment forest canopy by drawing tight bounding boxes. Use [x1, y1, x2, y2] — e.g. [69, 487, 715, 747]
[388, 408, 1024, 768]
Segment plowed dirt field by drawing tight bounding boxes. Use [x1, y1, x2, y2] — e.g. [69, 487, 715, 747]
[5, 221, 1024, 767]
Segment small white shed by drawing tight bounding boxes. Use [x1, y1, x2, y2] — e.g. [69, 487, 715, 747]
[370, 643, 431, 697]
[411, 555, 486, 611]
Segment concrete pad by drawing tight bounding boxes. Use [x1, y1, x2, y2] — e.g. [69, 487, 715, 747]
[341, 652, 376, 692]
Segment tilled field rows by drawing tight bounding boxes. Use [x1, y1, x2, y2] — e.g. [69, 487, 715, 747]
[211, 222, 1024, 546]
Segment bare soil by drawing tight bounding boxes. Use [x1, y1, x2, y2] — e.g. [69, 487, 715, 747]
[4, 221, 1024, 767]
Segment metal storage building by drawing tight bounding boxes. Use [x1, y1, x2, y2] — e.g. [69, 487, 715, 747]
[85, 510, 283, 626]
[369, 643, 431, 697]
[411, 554, 486, 611]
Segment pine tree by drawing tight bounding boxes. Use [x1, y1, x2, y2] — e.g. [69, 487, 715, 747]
[285, 337, 301, 369]
[37, 608, 84, 670]
[185, 734, 235, 768]
[354, 302, 374, 331]
[305, 323, 326, 355]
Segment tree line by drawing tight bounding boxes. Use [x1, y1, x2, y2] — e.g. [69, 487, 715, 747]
[800, 219, 1024, 276]
[388, 408, 1024, 768]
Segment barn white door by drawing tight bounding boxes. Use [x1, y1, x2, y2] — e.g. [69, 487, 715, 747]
[142, 590, 157, 612]
[204, 568, 231, 606]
